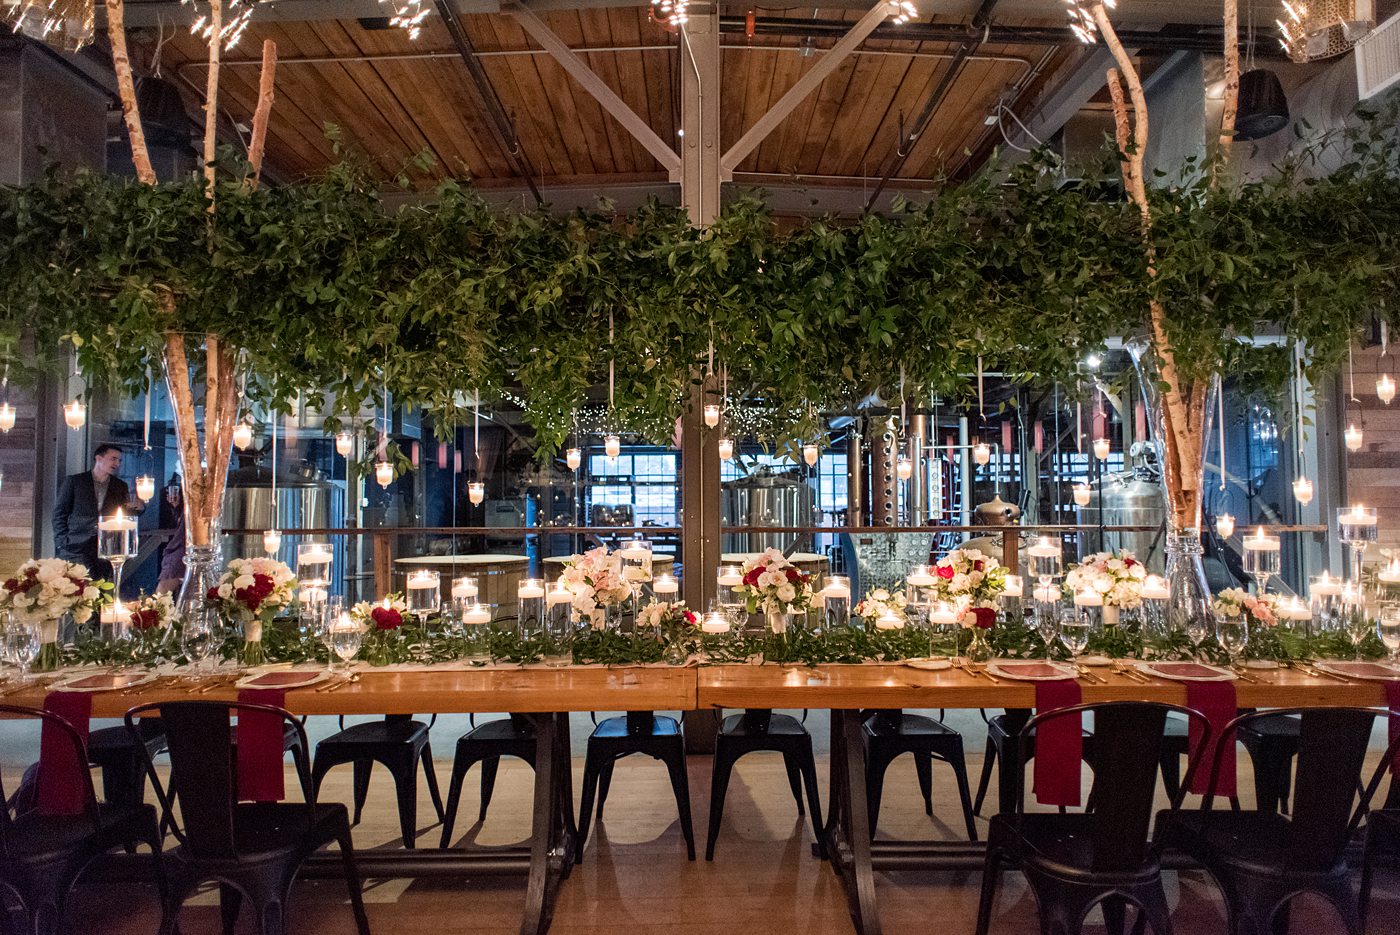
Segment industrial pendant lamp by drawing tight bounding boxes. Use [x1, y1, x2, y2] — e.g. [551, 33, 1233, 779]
[1234, 69, 1290, 140]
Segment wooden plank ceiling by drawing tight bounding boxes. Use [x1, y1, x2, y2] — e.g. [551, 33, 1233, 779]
[147, 6, 1071, 190]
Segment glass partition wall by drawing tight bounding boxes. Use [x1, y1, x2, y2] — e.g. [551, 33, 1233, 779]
[37, 349, 1335, 612]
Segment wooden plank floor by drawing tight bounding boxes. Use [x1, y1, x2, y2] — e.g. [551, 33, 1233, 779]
[1, 710, 1396, 933]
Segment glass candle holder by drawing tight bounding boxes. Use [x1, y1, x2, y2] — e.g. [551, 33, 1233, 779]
[652, 572, 679, 600]
[1241, 528, 1281, 593]
[1337, 505, 1379, 584]
[460, 601, 493, 664]
[97, 508, 138, 595]
[451, 575, 480, 609]
[518, 578, 546, 639]
[619, 536, 654, 588]
[1311, 571, 1344, 633]
[406, 569, 440, 626]
[544, 580, 574, 667]
[1028, 537, 1062, 586]
[823, 575, 851, 631]
[717, 565, 745, 623]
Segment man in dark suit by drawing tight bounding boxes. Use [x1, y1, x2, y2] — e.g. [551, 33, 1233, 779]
[53, 443, 132, 581]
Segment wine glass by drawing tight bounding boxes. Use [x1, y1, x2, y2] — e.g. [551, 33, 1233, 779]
[1058, 607, 1090, 662]
[319, 597, 345, 671]
[331, 618, 363, 669]
[1037, 601, 1060, 663]
[1376, 606, 1400, 662]
[1217, 614, 1249, 668]
[182, 609, 217, 674]
[5, 620, 40, 684]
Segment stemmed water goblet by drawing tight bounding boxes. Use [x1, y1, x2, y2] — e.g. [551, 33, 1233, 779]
[1217, 614, 1249, 669]
[1058, 607, 1090, 664]
[1376, 605, 1400, 663]
[5, 619, 40, 685]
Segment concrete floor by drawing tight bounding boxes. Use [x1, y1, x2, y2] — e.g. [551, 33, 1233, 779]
[2, 709, 1397, 934]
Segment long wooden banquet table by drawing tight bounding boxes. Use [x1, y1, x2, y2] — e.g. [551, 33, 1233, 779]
[5, 663, 1393, 935]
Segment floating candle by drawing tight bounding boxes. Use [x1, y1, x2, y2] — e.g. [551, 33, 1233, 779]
[1142, 575, 1169, 600]
[451, 577, 479, 600]
[1002, 575, 1023, 598]
[701, 612, 731, 634]
[653, 573, 679, 595]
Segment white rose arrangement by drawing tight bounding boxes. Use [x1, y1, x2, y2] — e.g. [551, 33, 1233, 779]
[206, 557, 297, 659]
[736, 548, 814, 630]
[1063, 550, 1148, 609]
[853, 588, 908, 626]
[560, 546, 633, 629]
[0, 558, 106, 632]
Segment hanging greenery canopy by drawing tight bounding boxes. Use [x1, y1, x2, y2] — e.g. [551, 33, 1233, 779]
[0, 118, 1397, 456]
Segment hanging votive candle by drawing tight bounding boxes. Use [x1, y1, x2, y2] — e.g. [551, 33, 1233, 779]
[718, 438, 734, 460]
[1092, 436, 1111, 459]
[1379, 374, 1397, 405]
[1293, 476, 1314, 505]
[1073, 482, 1092, 507]
[467, 481, 485, 505]
[896, 454, 913, 480]
[604, 435, 621, 459]
[135, 475, 156, 502]
[262, 528, 282, 555]
[565, 448, 581, 471]
[335, 432, 354, 457]
[375, 460, 394, 488]
[1345, 423, 1364, 451]
[63, 399, 84, 430]
[0, 402, 14, 432]
[1215, 512, 1236, 539]
[233, 422, 253, 450]
[703, 404, 720, 428]
[803, 443, 819, 467]
[972, 442, 991, 466]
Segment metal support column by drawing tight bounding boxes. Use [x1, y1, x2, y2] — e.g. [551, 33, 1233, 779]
[678, 10, 721, 227]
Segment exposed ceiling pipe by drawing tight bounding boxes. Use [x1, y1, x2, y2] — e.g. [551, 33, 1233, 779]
[719, 16, 1275, 54]
[862, 0, 1000, 212]
[947, 46, 1058, 180]
[431, 0, 543, 204]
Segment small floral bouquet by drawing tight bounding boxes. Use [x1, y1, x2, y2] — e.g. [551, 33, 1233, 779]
[206, 557, 297, 664]
[853, 588, 908, 627]
[737, 548, 815, 631]
[1064, 550, 1148, 611]
[0, 557, 106, 670]
[637, 599, 699, 663]
[352, 595, 408, 631]
[128, 592, 175, 631]
[560, 546, 632, 629]
[928, 549, 1006, 628]
[1212, 588, 1279, 627]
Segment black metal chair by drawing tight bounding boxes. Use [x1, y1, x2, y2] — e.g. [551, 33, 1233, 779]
[975, 701, 1212, 935]
[705, 709, 824, 861]
[862, 710, 977, 841]
[576, 711, 695, 861]
[0, 703, 165, 935]
[125, 700, 371, 935]
[1155, 706, 1396, 935]
[1360, 806, 1400, 932]
[439, 714, 537, 848]
[85, 719, 167, 809]
[311, 715, 445, 848]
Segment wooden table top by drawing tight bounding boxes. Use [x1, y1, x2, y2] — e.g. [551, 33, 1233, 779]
[3, 663, 1390, 718]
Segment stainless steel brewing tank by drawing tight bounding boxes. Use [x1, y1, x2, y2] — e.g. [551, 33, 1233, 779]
[1077, 470, 1167, 571]
[721, 465, 814, 553]
[222, 462, 345, 571]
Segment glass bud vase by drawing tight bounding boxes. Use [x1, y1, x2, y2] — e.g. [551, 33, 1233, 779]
[176, 517, 222, 624]
[965, 627, 993, 664]
[1165, 530, 1213, 642]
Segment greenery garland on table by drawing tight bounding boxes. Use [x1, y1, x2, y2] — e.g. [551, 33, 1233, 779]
[47, 613, 1386, 671]
[0, 105, 1397, 456]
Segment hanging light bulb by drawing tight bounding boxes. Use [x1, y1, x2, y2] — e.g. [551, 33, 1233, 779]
[0, 402, 14, 432]
[1073, 482, 1092, 507]
[233, 421, 254, 450]
[375, 460, 394, 488]
[1345, 423, 1364, 451]
[262, 528, 282, 555]
[565, 448, 581, 471]
[802, 444, 819, 466]
[703, 404, 720, 428]
[1216, 513, 1236, 539]
[63, 399, 85, 430]
[1293, 475, 1314, 505]
[718, 438, 734, 461]
[335, 432, 354, 457]
[135, 475, 156, 502]
[604, 435, 621, 459]
[972, 442, 991, 466]
[896, 454, 913, 480]
[1092, 437, 1111, 460]
[1378, 374, 1396, 405]
[468, 481, 485, 505]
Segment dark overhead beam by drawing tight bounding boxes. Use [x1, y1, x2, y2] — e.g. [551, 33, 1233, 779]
[432, 0, 543, 204]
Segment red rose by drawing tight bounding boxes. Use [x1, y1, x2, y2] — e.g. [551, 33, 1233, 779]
[936, 565, 955, 580]
[785, 568, 800, 582]
[1124, 557, 1137, 567]
[371, 606, 403, 630]
[743, 570, 761, 586]
[130, 609, 161, 630]
[206, 586, 221, 602]
[683, 611, 697, 625]
[972, 607, 996, 629]
[972, 560, 985, 572]
[3, 578, 16, 592]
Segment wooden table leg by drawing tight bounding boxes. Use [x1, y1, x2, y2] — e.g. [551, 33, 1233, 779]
[521, 712, 570, 935]
[826, 709, 882, 935]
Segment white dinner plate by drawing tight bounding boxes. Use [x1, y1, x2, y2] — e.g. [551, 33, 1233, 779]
[1137, 661, 1236, 682]
[1313, 660, 1400, 681]
[987, 660, 1079, 681]
[53, 671, 157, 693]
[235, 670, 330, 691]
[904, 657, 952, 671]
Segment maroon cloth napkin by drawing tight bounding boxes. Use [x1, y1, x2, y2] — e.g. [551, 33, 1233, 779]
[1386, 680, 1400, 780]
[236, 688, 286, 802]
[1033, 680, 1083, 807]
[39, 691, 92, 816]
[1187, 681, 1238, 797]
